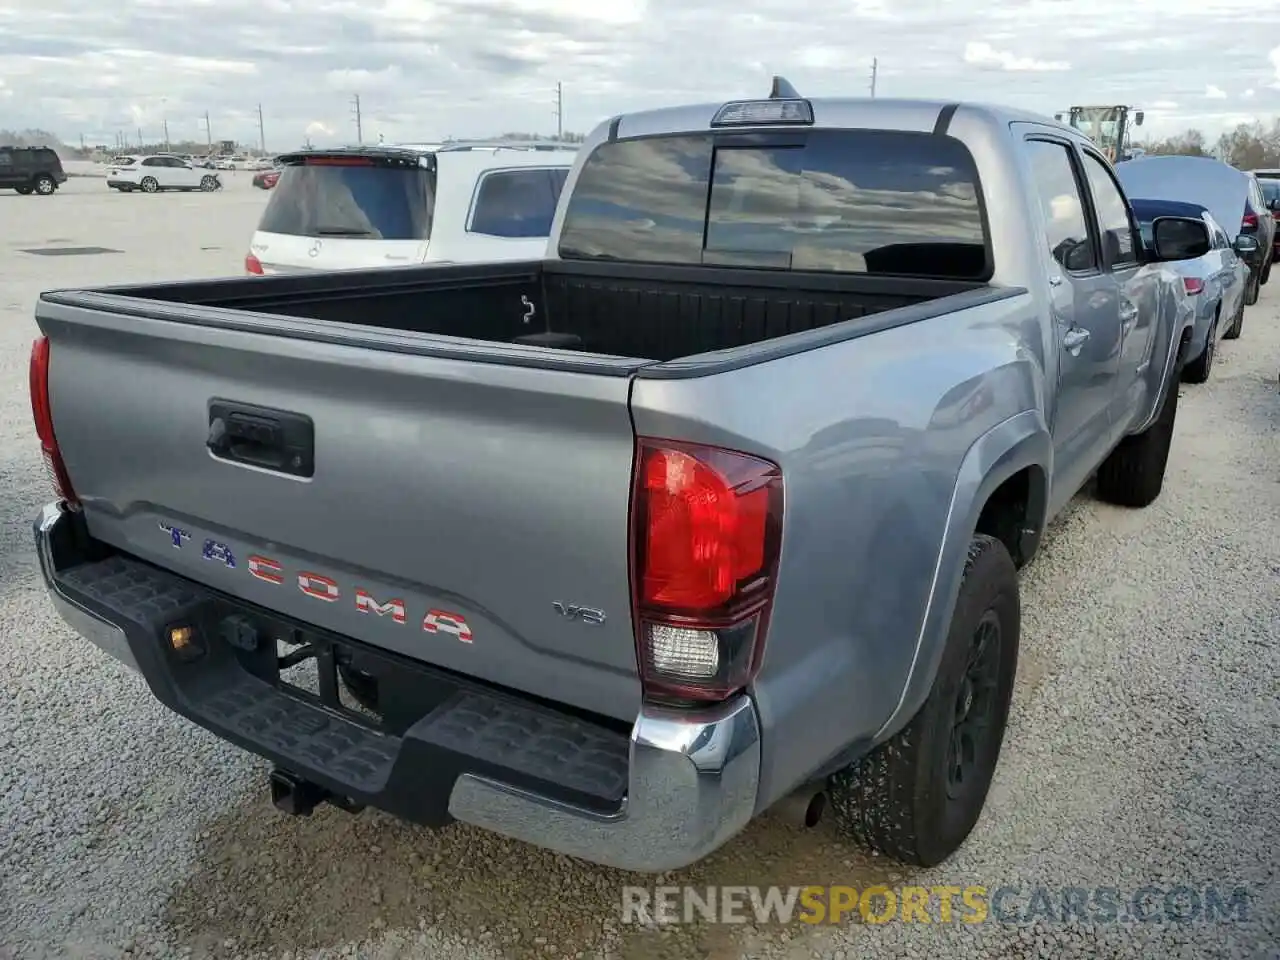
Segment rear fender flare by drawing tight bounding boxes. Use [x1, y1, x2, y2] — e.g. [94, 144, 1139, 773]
[872, 409, 1050, 744]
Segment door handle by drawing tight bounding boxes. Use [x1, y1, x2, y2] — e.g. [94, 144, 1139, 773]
[1062, 327, 1090, 355]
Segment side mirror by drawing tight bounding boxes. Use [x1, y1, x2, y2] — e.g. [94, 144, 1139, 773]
[1151, 217, 1211, 261]
[1233, 234, 1260, 256]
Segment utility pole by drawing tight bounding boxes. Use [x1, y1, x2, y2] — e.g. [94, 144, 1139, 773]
[138, 127, 144, 149]
[869, 58, 878, 98]
[351, 93, 363, 144]
[554, 81, 563, 139]
[163, 118, 170, 151]
[203, 111, 212, 148]
[257, 103, 266, 154]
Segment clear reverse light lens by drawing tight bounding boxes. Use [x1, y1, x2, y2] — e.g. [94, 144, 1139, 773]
[647, 624, 720, 679]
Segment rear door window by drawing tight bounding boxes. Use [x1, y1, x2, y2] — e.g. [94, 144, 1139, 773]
[468, 168, 565, 238]
[258, 159, 436, 240]
[557, 129, 990, 280]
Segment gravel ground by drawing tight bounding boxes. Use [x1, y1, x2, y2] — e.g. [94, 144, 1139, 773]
[1, 179, 1277, 960]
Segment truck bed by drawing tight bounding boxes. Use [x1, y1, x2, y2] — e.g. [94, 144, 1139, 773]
[84, 259, 987, 363]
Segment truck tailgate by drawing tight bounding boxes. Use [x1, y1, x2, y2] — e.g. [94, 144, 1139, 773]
[38, 296, 646, 722]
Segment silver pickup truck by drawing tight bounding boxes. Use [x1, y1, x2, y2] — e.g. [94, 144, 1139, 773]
[32, 84, 1206, 872]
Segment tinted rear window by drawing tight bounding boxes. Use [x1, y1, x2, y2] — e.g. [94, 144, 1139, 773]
[558, 129, 989, 279]
[468, 167, 568, 238]
[1260, 179, 1280, 204]
[258, 161, 435, 240]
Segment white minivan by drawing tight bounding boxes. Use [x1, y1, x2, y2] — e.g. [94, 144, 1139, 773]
[244, 141, 577, 274]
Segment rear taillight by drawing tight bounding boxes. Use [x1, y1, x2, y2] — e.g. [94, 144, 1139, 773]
[244, 252, 264, 275]
[1242, 212, 1259, 229]
[29, 336, 78, 505]
[629, 438, 783, 703]
[1183, 277, 1205, 295]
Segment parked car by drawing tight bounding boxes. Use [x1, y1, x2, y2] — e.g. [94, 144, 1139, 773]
[251, 169, 280, 190]
[32, 87, 1205, 873]
[0, 145, 67, 195]
[107, 155, 222, 193]
[244, 141, 576, 273]
[1243, 173, 1276, 297]
[1116, 155, 1274, 305]
[1131, 198, 1250, 382]
[1257, 176, 1280, 263]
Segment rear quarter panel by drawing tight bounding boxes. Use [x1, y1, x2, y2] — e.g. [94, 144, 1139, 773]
[630, 292, 1048, 810]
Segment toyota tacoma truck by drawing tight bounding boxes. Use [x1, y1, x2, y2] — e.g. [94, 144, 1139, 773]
[32, 82, 1205, 872]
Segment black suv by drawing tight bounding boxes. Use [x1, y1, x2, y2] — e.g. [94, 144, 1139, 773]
[0, 146, 68, 195]
[1240, 173, 1276, 304]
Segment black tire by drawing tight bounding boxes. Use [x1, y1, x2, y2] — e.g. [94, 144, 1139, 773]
[1095, 372, 1179, 508]
[1244, 270, 1260, 306]
[828, 534, 1019, 867]
[1181, 314, 1217, 384]
[1261, 258, 1271, 286]
[33, 174, 56, 195]
[140, 176, 159, 193]
[15, 185, 32, 195]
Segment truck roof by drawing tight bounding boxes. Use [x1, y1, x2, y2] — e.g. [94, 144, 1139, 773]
[606, 91, 1087, 145]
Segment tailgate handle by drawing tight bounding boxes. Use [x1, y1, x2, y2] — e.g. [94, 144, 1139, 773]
[207, 400, 315, 478]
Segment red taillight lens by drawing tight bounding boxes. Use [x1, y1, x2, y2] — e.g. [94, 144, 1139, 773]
[244, 252, 264, 275]
[630, 438, 783, 702]
[1183, 277, 1205, 295]
[1242, 212, 1258, 229]
[29, 336, 78, 505]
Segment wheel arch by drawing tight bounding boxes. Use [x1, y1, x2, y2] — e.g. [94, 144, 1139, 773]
[871, 410, 1049, 746]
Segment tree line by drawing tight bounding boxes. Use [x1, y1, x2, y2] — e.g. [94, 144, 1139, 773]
[1139, 118, 1280, 169]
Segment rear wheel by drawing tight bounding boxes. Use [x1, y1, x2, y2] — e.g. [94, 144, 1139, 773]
[140, 176, 159, 193]
[1095, 372, 1180, 508]
[33, 174, 55, 195]
[1182, 313, 1218, 384]
[827, 535, 1019, 867]
[1244, 269, 1260, 306]
[200, 175, 217, 191]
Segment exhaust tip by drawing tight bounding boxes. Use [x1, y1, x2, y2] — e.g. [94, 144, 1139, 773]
[774, 786, 827, 828]
[803, 790, 827, 828]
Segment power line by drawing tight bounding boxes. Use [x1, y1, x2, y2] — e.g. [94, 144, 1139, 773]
[351, 93, 363, 144]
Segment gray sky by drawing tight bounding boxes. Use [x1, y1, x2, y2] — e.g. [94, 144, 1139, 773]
[1, 0, 1277, 149]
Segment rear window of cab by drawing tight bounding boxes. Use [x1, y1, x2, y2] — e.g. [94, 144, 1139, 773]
[557, 129, 990, 281]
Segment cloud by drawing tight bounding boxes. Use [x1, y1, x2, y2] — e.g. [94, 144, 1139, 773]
[1244, 89, 1256, 99]
[963, 41, 1069, 72]
[1204, 84, 1228, 99]
[1151, 100, 1180, 110]
[0, 0, 1275, 147]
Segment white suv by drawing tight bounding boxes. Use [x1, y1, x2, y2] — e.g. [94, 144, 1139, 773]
[244, 141, 577, 274]
[107, 155, 222, 193]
